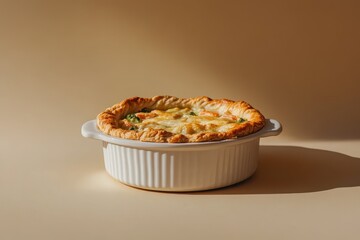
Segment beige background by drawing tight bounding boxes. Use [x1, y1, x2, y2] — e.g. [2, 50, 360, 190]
[1, 1, 360, 239]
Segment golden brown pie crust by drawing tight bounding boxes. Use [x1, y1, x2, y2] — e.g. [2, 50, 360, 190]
[97, 96, 266, 143]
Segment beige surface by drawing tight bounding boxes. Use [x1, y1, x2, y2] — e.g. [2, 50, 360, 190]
[1, 1, 360, 239]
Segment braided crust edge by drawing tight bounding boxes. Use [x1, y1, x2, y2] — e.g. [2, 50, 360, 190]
[97, 96, 265, 143]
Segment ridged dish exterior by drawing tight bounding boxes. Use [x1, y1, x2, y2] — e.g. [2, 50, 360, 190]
[102, 139, 260, 192]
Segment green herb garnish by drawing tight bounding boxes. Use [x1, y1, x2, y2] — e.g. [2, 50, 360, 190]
[126, 113, 141, 123]
[189, 111, 196, 116]
[238, 117, 247, 123]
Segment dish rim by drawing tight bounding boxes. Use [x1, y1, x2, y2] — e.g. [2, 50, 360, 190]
[82, 119, 282, 150]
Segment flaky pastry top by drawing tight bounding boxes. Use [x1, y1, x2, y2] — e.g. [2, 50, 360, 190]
[97, 96, 265, 143]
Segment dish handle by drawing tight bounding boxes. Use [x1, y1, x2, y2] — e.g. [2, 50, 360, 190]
[260, 119, 282, 138]
[81, 120, 102, 140]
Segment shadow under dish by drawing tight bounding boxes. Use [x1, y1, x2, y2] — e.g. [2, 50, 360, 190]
[189, 145, 360, 195]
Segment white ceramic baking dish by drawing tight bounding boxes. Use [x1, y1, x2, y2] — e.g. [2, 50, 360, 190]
[81, 119, 282, 192]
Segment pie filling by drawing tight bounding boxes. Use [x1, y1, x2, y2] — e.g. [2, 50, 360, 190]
[120, 107, 247, 135]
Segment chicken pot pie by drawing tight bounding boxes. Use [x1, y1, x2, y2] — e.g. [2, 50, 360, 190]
[97, 96, 265, 143]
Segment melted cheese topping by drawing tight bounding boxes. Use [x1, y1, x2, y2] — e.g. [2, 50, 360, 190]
[127, 107, 242, 135]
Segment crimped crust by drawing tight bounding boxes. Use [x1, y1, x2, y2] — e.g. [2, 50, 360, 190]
[97, 96, 265, 143]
